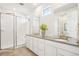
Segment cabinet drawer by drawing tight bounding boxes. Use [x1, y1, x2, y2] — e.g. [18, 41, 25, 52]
[57, 49, 78, 56]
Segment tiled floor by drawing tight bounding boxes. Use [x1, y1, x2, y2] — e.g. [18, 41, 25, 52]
[0, 47, 37, 56]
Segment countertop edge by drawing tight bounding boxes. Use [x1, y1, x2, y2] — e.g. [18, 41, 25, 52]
[25, 34, 79, 47]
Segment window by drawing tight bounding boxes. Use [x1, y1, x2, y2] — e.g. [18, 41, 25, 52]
[43, 6, 51, 16]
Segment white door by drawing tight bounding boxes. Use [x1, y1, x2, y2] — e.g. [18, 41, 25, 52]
[17, 16, 26, 46]
[1, 13, 13, 49]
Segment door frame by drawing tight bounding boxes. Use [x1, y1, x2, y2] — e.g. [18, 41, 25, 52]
[0, 12, 1, 50]
[0, 12, 17, 50]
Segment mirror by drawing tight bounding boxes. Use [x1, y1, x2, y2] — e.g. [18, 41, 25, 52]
[31, 17, 40, 35]
[58, 14, 68, 39]
[57, 9, 78, 41]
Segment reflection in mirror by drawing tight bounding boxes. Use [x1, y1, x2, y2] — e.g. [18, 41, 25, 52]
[57, 9, 78, 42]
[64, 23, 67, 31]
[58, 14, 68, 40]
[32, 17, 40, 35]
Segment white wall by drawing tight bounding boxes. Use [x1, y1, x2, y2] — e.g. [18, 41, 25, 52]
[34, 4, 59, 37]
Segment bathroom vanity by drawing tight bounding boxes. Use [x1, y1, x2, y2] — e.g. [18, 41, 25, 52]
[25, 4, 79, 56]
[25, 35, 79, 56]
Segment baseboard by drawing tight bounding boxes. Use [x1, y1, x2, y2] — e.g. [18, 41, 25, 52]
[16, 44, 25, 48]
[0, 44, 26, 50]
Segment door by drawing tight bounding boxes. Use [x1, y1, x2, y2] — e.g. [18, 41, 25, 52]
[17, 16, 26, 46]
[1, 13, 13, 49]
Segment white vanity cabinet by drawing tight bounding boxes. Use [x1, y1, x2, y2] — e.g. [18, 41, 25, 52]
[26, 36, 45, 56]
[26, 36, 33, 50]
[45, 40, 57, 56]
[45, 39, 79, 56]
[55, 42, 79, 56]
[25, 36, 79, 56]
[38, 38, 45, 56]
[25, 36, 29, 48]
[32, 37, 39, 55]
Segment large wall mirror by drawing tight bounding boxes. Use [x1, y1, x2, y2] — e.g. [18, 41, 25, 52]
[58, 14, 68, 39]
[57, 8, 78, 41]
[31, 17, 40, 35]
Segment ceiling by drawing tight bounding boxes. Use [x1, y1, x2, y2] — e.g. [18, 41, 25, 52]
[0, 3, 69, 15]
[0, 3, 40, 15]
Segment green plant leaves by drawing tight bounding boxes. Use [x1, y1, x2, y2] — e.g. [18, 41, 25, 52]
[40, 24, 48, 31]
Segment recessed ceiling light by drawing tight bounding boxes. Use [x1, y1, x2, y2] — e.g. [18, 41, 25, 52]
[13, 8, 15, 11]
[33, 3, 38, 6]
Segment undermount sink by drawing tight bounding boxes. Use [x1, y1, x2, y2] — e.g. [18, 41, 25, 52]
[30, 34, 68, 42]
[54, 39, 68, 42]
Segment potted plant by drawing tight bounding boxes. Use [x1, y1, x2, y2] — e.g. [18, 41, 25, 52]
[40, 24, 48, 38]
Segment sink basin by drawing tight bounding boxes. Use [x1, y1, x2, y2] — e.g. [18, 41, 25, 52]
[54, 39, 68, 42]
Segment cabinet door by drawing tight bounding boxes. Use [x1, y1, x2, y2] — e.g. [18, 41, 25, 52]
[45, 40, 57, 56]
[28, 37, 32, 50]
[32, 37, 38, 55]
[38, 39, 45, 56]
[45, 45, 57, 56]
[26, 36, 32, 50]
[26, 36, 30, 48]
